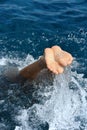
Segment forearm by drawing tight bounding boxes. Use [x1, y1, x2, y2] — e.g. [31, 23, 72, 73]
[19, 56, 47, 80]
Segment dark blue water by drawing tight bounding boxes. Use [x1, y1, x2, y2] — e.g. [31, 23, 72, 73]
[0, 0, 87, 130]
[0, 0, 87, 74]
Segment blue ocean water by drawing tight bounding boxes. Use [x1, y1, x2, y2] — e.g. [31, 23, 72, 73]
[0, 0, 87, 130]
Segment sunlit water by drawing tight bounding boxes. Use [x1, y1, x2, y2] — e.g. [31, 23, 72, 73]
[0, 0, 87, 130]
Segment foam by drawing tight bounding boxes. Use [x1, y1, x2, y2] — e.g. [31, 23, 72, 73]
[0, 55, 87, 130]
[0, 58, 7, 66]
[15, 65, 87, 130]
[0, 54, 34, 69]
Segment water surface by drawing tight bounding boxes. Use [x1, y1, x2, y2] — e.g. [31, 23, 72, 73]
[0, 0, 87, 130]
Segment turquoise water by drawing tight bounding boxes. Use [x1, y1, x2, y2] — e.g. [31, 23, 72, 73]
[0, 0, 87, 130]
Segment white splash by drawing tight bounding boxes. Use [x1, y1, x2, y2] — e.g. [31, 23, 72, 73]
[0, 55, 87, 130]
[16, 109, 32, 130]
[0, 57, 7, 66]
[15, 65, 87, 130]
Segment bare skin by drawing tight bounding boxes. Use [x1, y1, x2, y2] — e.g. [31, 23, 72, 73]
[19, 45, 73, 81]
[52, 46, 73, 66]
[44, 45, 73, 74]
[44, 48, 64, 74]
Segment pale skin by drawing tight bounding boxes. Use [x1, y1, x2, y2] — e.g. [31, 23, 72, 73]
[18, 45, 73, 81]
[45, 45, 73, 74]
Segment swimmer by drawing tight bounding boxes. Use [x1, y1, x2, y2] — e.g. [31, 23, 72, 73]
[18, 45, 73, 80]
[4, 45, 73, 83]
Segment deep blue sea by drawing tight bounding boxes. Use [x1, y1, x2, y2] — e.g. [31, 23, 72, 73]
[0, 0, 87, 130]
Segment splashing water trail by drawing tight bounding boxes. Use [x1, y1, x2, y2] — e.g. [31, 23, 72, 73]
[0, 0, 87, 129]
[4, 56, 86, 130]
